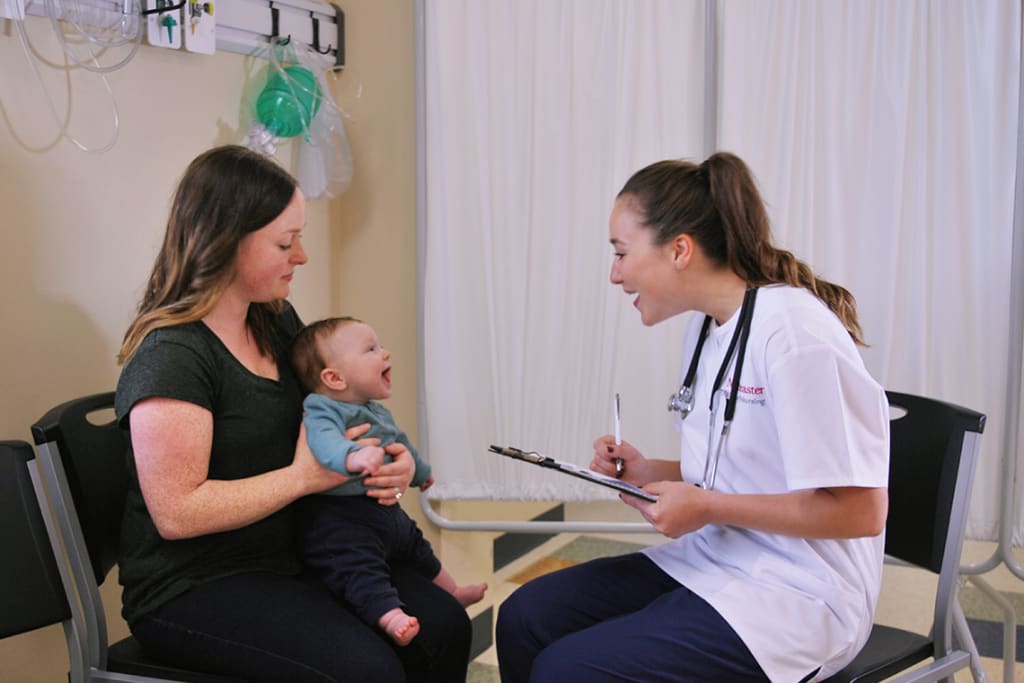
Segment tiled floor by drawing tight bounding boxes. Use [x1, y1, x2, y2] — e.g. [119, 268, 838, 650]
[462, 534, 1024, 682]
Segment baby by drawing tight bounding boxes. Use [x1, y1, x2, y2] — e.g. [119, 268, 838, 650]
[291, 316, 486, 646]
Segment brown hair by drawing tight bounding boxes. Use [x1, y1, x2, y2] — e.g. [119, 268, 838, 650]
[118, 145, 298, 364]
[619, 152, 865, 345]
[290, 316, 361, 393]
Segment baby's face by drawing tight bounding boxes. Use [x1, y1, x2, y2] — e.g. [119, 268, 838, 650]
[324, 322, 393, 402]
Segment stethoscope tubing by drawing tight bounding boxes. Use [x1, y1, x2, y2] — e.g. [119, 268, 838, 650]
[671, 286, 759, 490]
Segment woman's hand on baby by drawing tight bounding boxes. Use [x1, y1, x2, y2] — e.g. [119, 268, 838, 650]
[344, 422, 381, 448]
[364, 443, 415, 505]
[292, 424, 349, 495]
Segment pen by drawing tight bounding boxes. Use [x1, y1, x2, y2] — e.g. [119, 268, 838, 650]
[614, 393, 624, 476]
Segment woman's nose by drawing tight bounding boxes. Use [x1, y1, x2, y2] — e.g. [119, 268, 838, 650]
[609, 261, 623, 284]
[292, 236, 309, 264]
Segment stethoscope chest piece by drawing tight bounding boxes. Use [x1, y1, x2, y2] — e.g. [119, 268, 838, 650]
[666, 384, 695, 416]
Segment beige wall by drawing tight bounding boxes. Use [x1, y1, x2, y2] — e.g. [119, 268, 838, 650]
[0, 1, 420, 679]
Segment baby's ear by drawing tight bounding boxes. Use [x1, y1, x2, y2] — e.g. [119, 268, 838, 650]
[320, 368, 347, 391]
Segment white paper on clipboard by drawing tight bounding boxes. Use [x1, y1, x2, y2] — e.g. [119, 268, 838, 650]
[488, 445, 658, 503]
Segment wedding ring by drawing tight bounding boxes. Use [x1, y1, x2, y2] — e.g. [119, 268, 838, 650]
[394, 487, 403, 500]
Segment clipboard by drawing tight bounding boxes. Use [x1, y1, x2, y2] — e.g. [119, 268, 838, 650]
[488, 445, 658, 503]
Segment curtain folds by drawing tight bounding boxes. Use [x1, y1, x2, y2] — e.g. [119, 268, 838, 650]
[420, 0, 1022, 541]
[422, 0, 704, 502]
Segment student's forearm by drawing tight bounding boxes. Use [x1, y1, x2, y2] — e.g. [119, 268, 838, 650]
[704, 486, 888, 539]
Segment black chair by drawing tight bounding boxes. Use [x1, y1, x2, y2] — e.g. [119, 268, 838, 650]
[0, 439, 87, 681]
[30, 392, 246, 683]
[824, 391, 986, 683]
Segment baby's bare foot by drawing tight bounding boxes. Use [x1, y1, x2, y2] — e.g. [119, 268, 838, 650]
[453, 582, 488, 608]
[379, 608, 419, 646]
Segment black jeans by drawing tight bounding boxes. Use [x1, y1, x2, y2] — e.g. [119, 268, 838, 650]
[132, 570, 471, 683]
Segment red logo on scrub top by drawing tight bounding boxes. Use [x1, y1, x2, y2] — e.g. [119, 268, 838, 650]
[724, 380, 766, 405]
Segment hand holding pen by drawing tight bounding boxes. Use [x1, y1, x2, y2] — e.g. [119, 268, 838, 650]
[614, 393, 624, 477]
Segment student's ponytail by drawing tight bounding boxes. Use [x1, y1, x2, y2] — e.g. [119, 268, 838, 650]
[620, 152, 865, 346]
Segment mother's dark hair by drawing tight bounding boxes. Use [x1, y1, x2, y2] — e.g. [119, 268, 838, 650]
[619, 152, 864, 345]
[119, 145, 298, 364]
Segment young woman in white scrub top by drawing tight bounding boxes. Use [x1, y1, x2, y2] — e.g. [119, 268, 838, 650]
[495, 152, 890, 683]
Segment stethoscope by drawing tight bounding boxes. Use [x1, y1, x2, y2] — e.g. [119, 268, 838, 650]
[667, 286, 758, 490]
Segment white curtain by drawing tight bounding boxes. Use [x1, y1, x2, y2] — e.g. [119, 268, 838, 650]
[421, 0, 704, 501]
[419, 0, 1023, 541]
[711, 1, 1020, 542]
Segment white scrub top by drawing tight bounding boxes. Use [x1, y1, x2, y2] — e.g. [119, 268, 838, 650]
[643, 285, 889, 682]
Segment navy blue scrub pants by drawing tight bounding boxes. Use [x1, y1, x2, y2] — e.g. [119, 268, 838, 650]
[496, 552, 770, 683]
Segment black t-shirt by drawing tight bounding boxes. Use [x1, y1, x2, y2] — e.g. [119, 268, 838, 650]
[114, 303, 304, 626]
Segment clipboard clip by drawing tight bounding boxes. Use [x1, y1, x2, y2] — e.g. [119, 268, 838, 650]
[488, 444, 554, 466]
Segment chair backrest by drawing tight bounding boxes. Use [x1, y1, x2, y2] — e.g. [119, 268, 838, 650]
[884, 390, 986, 573]
[884, 390, 986, 667]
[30, 391, 126, 585]
[0, 440, 72, 638]
[28, 393, 248, 683]
[0, 439, 90, 682]
[822, 393, 986, 683]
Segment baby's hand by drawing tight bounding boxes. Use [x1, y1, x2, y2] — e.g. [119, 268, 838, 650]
[347, 446, 386, 476]
[419, 476, 434, 492]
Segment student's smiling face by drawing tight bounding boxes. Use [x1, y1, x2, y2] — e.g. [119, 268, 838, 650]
[608, 196, 688, 326]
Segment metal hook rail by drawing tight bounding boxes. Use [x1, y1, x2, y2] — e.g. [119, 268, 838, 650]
[23, 0, 344, 67]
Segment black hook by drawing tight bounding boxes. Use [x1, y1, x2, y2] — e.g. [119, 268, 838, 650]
[331, 3, 344, 68]
[140, 0, 185, 16]
[269, 6, 290, 45]
[310, 14, 331, 55]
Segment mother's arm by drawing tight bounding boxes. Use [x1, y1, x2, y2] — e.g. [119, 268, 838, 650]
[129, 397, 348, 540]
